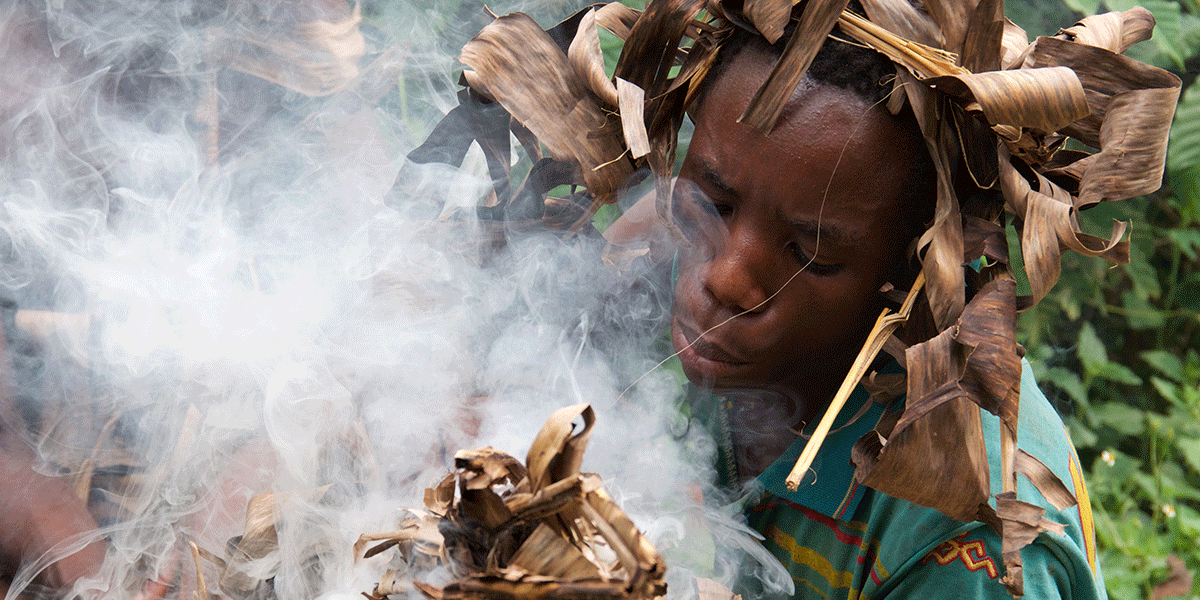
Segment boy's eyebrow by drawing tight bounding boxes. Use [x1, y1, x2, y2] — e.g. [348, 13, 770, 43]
[694, 159, 858, 248]
[698, 166, 737, 198]
[786, 215, 857, 249]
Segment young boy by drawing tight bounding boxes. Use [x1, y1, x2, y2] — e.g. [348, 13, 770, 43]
[676, 32, 1102, 600]
[607, 15, 1106, 600]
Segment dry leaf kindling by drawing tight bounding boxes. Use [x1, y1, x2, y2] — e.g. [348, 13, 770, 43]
[358, 404, 667, 600]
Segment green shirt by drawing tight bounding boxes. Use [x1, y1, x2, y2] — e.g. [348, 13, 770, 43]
[708, 361, 1105, 599]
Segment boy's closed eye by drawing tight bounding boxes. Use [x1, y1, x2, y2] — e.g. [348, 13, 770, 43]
[673, 179, 845, 276]
[786, 240, 843, 276]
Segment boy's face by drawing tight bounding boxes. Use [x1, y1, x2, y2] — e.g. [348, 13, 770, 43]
[671, 46, 921, 400]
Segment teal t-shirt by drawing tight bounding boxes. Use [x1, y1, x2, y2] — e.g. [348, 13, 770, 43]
[706, 360, 1106, 599]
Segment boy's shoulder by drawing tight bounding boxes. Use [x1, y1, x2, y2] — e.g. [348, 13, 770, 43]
[736, 361, 1106, 599]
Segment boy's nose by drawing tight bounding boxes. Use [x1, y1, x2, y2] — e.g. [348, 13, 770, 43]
[703, 234, 771, 315]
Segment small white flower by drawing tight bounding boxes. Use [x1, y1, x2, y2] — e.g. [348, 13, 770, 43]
[1101, 450, 1115, 467]
[1163, 504, 1176, 518]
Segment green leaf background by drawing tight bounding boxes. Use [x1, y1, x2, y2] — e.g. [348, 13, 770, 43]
[1009, 0, 1200, 597]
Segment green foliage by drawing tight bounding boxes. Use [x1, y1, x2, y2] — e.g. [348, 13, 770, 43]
[1009, 0, 1200, 597]
[1172, 85, 1200, 175]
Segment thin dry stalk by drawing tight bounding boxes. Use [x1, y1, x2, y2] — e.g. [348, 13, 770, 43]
[785, 272, 926, 490]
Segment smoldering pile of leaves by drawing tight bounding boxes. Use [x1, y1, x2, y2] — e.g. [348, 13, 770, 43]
[357, 404, 668, 600]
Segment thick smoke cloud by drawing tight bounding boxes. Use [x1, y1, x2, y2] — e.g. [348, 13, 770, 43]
[0, 1, 789, 599]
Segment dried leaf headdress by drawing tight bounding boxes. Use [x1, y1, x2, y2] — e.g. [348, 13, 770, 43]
[408, 0, 1180, 595]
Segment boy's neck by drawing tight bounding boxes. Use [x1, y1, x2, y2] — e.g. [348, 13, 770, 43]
[723, 384, 830, 483]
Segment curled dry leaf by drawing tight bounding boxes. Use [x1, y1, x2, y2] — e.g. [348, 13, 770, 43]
[999, 19, 1030, 69]
[906, 74, 966, 330]
[1056, 6, 1155, 55]
[614, 0, 708, 236]
[927, 67, 1089, 134]
[594, 3, 642, 41]
[922, 0, 975, 58]
[568, 9, 620, 109]
[744, 0, 793, 44]
[218, 493, 282, 600]
[1027, 36, 1179, 204]
[852, 277, 1022, 522]
[960, 0, 1004, 73]
[999, 148, 1129, 305]
[852, 313, 992, 522]
[1014, 449, 1077, 512]
[617, 78, 651, 159]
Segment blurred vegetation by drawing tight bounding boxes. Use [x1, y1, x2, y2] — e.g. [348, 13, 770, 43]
[363, 0, 1200, 596]
[1006, 0, 1200, 598]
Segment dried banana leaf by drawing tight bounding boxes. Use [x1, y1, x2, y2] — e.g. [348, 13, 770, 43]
[960, 0, 1004, 73]
[594, 3, 642, 40]
[852, 390, 991, 522]
[740, 0, 851, 133]
[993, 492, 1065, 597]
[926, 67, 1089, 134]
[614, 0, 709, 235]
[998, 149, 1128, 305]
[617, 78, 651, 158]
[1056, 6, 1155, 55]
[859, 0, 945, 49]
[1027, 35, 1179, 156]
[526, 404, 594, 491]
[922, 0, 977, 58]
[568, 9, 621, 108]
[744, 0, 793, 43]
[461, 13, 633, 204]
[1014, 450, 1077, 512]
[999, 19, 1030, 69]
[907, 75, 966, 330]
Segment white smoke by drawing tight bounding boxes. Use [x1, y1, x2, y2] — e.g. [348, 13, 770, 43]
[0, 1, 790, 599]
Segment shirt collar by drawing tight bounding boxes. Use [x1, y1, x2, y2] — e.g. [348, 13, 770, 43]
[752, 362, 901, 520]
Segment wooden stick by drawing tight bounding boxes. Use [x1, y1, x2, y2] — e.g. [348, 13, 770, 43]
[785, 272, 925, 490]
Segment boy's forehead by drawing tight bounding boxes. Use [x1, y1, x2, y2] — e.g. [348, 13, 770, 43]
[694, 63, 912, 193]
[685, 46, 925, 238]
[700, 48, 904, 152]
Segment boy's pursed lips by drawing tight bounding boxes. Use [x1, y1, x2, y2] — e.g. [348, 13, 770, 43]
[673, 319, 753, 378]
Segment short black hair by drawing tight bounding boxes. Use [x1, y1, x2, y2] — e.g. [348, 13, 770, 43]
[697, 1, 900, 106]
[705, 24, 895, 105]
